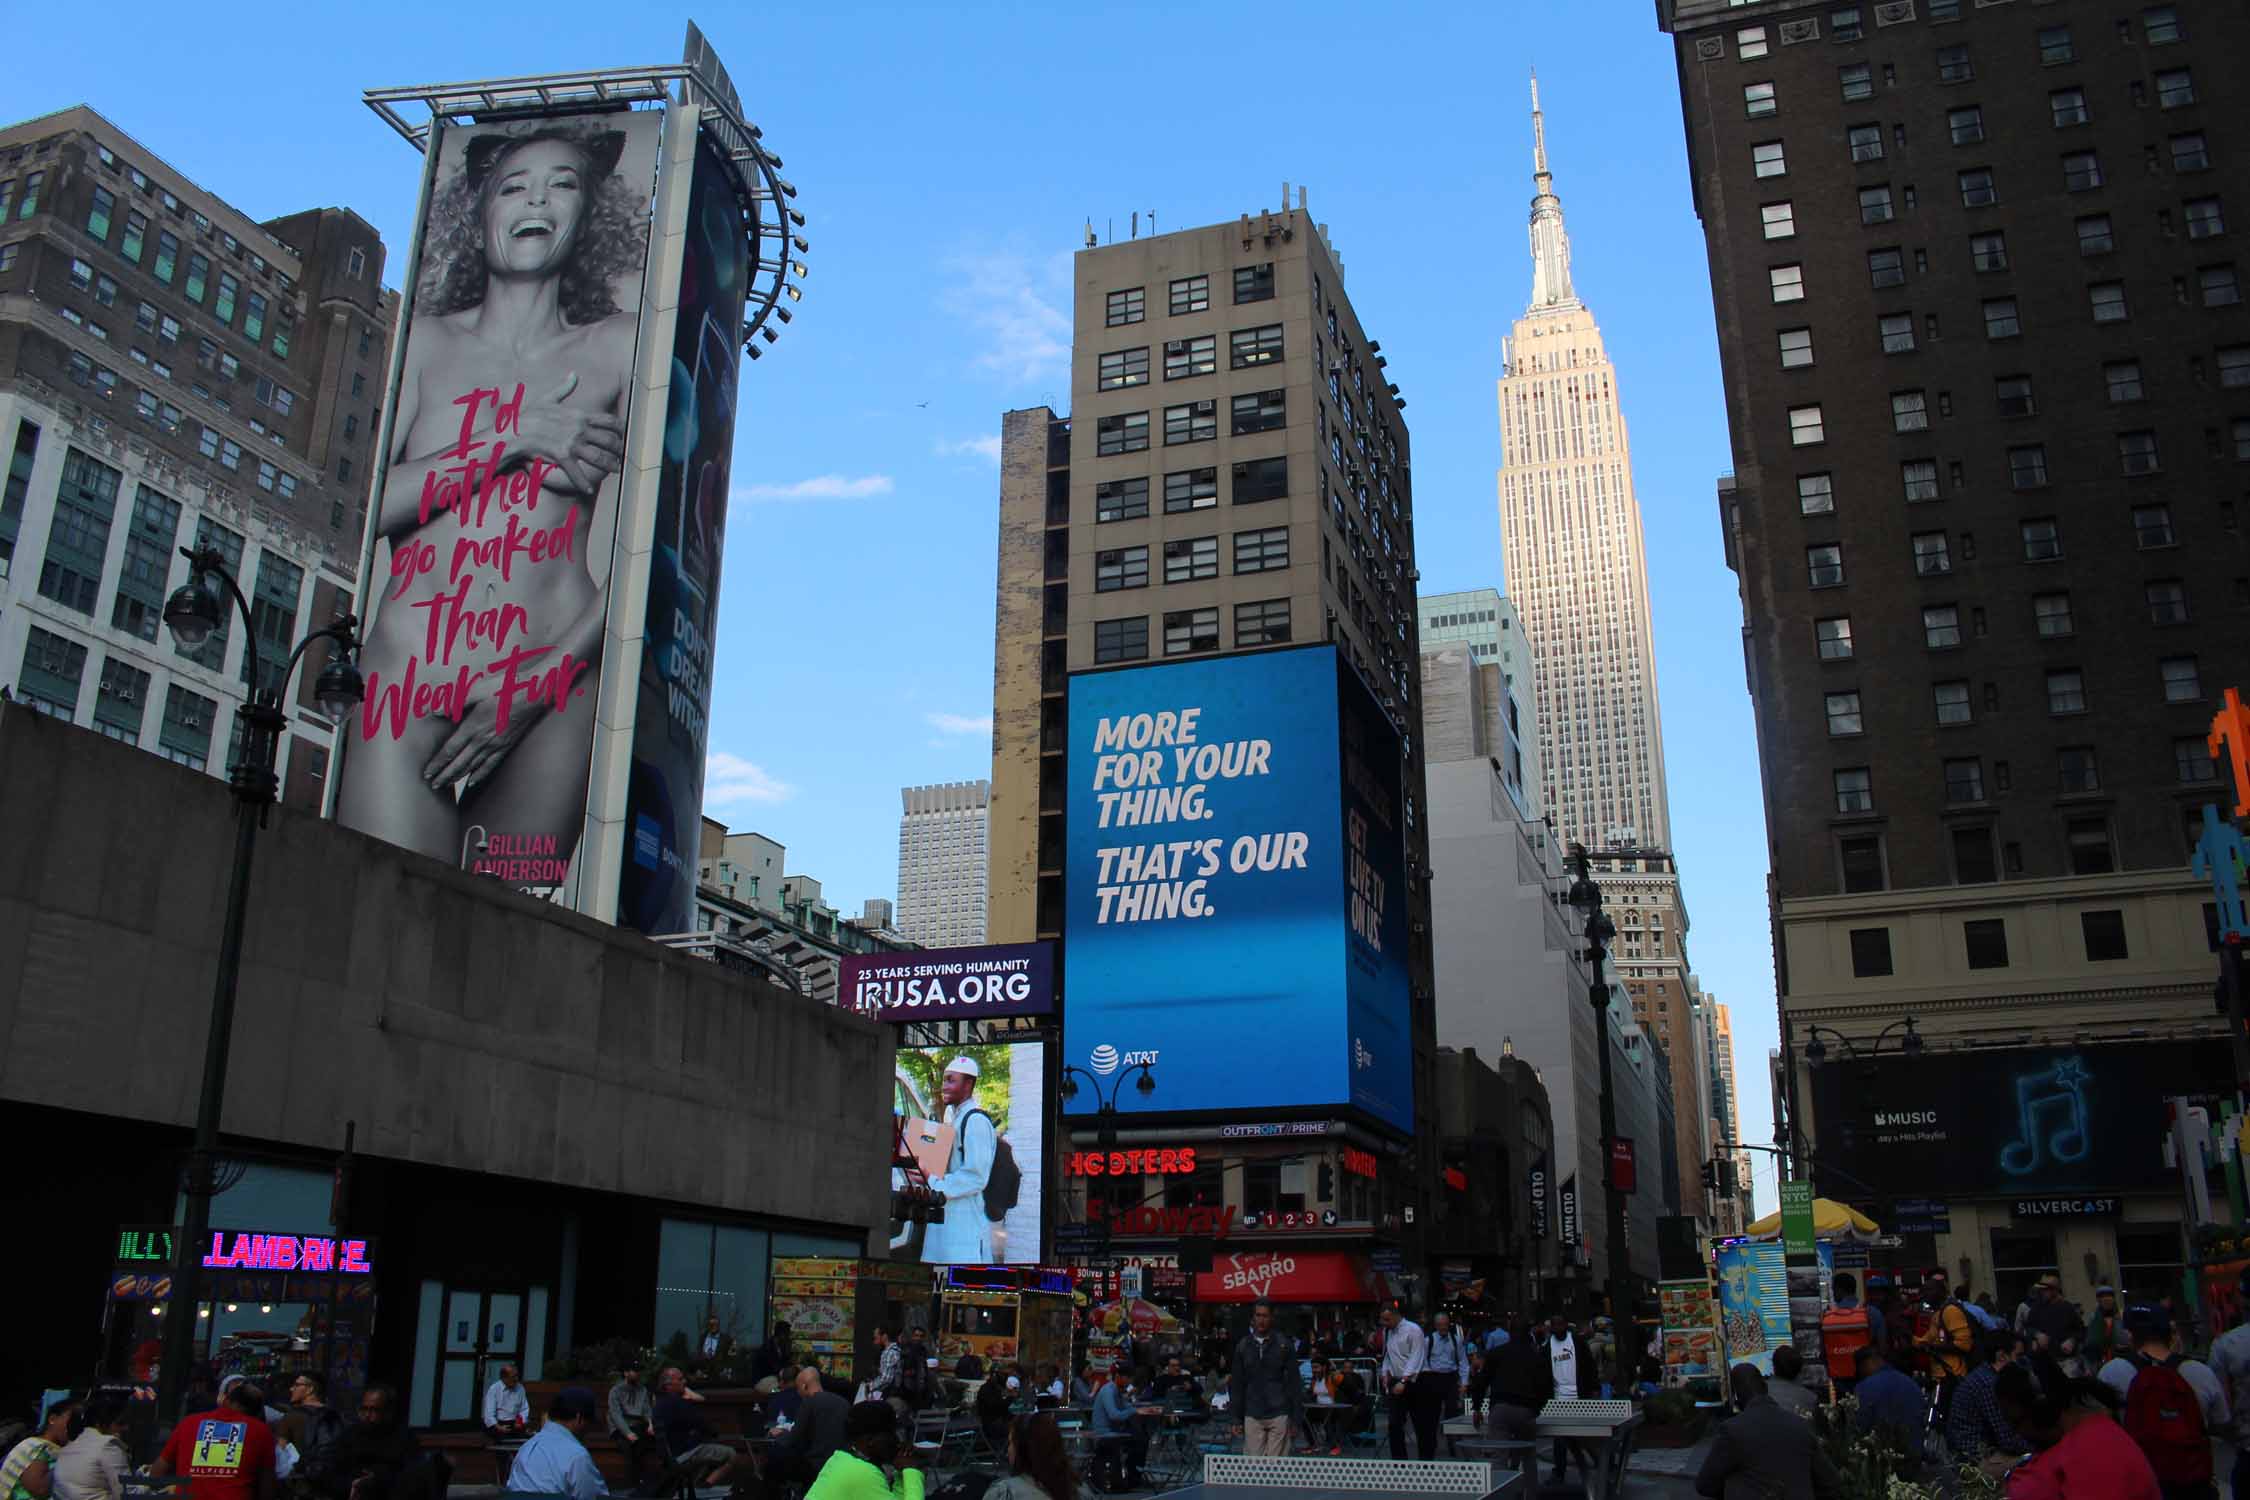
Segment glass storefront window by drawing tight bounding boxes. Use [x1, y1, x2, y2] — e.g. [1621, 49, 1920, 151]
[656, 1219, 795, 1359]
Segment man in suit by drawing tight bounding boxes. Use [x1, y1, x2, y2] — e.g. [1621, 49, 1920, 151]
[1695, 1364, 1844, 1500]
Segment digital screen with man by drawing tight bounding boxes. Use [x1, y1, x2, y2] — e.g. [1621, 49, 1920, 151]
[892, 1043, 1044, 1265]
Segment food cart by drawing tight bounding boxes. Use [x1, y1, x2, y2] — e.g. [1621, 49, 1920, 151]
[769, 1258, 933, 1384]
[934, 1265, 1074, 1374]
[1085, 1294, 1186, 1372]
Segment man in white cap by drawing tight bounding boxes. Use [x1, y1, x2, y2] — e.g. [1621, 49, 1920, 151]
[923, 1055, 997, 1264]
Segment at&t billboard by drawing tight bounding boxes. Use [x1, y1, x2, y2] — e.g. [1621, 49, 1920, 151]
[1063, 645, 1411, 1130]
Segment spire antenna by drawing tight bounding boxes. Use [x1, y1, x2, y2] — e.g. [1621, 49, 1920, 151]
[1531, 70, 1549, 181]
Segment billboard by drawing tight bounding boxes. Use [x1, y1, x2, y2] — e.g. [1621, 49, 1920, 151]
[336, 110, 663, 894]
[616, 133, 752, 933]
[1063, 646, 1412, 1130]
[841, 942, 1055, 1024]
[892, 1042, 1045, 1266]
[1809, 1041, 2234, 1201]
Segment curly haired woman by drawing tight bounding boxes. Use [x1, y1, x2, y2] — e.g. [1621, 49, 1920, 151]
[341, 119, 649, 877]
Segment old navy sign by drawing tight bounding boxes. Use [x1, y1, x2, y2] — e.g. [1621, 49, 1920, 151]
[203, 1232, 373, 1273]
[842, 942, 1054, 1024]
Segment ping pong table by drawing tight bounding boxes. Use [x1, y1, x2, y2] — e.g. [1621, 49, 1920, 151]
[1153, 1454, 1525, 1498]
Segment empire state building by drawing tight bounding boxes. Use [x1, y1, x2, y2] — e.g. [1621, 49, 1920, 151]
[1497, 78, 1672, 852]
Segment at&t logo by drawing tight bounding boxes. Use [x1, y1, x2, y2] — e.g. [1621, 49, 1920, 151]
[1090, 1044, 1120, 1076]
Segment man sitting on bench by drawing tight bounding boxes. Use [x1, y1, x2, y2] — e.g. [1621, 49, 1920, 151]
[653, 1366, 735, 1492]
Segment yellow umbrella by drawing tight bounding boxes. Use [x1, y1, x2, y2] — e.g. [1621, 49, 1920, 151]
[1745, 1197, 1882, 1240]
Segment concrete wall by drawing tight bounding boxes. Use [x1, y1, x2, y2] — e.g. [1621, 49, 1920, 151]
[0, 705, 892, 1238]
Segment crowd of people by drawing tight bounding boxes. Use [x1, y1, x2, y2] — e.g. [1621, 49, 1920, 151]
[1692, 1267, 2250, 1499]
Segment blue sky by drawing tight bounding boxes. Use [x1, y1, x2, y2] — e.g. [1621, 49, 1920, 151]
[15, 2, 1776, 1217]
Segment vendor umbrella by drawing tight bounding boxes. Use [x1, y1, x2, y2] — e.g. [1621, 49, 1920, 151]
[1744, 1197, 1882, 1242]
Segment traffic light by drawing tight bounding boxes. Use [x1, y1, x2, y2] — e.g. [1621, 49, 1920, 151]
[1700, 1160, 1718, 1192]
[1720, 1158, 1740, 1196]
[1318, 1162, 1335, 1201]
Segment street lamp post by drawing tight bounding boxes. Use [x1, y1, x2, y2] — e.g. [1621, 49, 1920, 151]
[1565, 844, 1630, 1393]
[154, 544, 363, 1425]
[1785, 1017, 1925, 1189]
[1059, 1061, 1156, 1147]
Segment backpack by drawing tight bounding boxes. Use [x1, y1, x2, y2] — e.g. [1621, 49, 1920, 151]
[2123, 1353, 2213, 1485]
[961, 1108, 1021, 1220]
[1820, 1305, 1875, 1371]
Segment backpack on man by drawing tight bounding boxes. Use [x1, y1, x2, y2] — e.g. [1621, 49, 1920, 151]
[1820, 1305, 1876, 1372]
[959, 1107, 1022, 1221]
[2122, 1352, 2213, 1486]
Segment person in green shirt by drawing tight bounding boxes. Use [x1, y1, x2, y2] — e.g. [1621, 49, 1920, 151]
[2083, 1285, 2124, 1370]
[805, 1404, 924, 1500]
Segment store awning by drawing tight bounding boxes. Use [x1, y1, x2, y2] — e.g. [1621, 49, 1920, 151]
[1191, 1250, 1384, 1304]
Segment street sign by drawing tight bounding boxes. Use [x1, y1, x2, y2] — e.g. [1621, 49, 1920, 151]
[1370, 1248, 1404, 1273]
[1779, 1180, 1815, 1259]
[1893, 1198, 1950, 1234]
[1870, 1235, 1905, 1249]
[1054, 1222, 1112, 1258]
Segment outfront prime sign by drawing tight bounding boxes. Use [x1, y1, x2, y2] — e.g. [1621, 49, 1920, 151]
[842, 942, 1054, 1024]
[1062, 646, 1412, 1131]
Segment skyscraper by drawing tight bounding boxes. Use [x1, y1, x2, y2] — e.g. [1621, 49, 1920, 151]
[897, 779, 989, 947]
[1657, 0, 2244, 1284]
[1418, 587, 1539, 818]
[1497, 80, 1673, 852]
[1712, 999, 1753, 1229]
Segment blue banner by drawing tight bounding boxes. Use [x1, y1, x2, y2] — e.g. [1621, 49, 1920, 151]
[1063, 647, 1411, 1130]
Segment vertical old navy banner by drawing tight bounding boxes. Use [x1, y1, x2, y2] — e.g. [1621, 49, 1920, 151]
[1529, 1153, 1549, 1240]
[337, 110, 662, 894]
[617, 133, 750, 934]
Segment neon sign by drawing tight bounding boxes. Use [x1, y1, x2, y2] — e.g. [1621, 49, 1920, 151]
[1340, 1148, 1377, 1179]
[201, 1233, 373, 1274]
[1067, 1148, 1198, 1176]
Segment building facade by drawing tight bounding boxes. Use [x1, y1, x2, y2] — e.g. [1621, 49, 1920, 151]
[683, 818, 917, 1005]
[1705, 995, 1753, 1234]
[1590, 846, 1712, 1226]
[0, 107, 395, 812]
[993, 196, 1440, 1318]
[897, 779, 990, 947]
[1658, 0, 2248, 1307]
[1420, 587, 1541, 820]
[1429, 1046, 1557, 1316]
[1497, 82, 1675, 854]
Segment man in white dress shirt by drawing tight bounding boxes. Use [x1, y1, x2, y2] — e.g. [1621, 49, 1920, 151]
[923, 1057, 996, 1264]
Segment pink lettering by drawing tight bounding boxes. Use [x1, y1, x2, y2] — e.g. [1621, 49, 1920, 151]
[411, 577, 532, 667]
[301, 1237, 334, 1273]
[489, 643, 593, 736]
[449, 388, 500, 459]
[340, 1240, 371, 1274]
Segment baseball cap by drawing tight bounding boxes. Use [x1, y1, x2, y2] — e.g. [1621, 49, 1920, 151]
[549, 1387, 599, 1421]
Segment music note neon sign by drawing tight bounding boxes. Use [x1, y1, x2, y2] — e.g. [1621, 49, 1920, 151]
[1998, 1056, 2092, 1177]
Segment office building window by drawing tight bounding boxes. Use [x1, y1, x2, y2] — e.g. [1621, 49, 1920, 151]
[2161, 655, 2202, 702]
[1163, 607, 1219, 656]
[1229, 325, 1283, 368]
[2077, 214, 2113, 255]
[1163, 467, 1217, 513]
[1860, 185, 1895, 225]
[1233, 455, 1287, 503]
[2147, 579, 2189, 624]
[2062, 151, 2103, 192]
[1094, 546, 1148, 592]
[1831, 6, 1863, 41]
[1971, 231, 2007, 271]
[2081, 909, 2128, 959]
[1234, 598, 1291, 646]
[1168, 276, 1208, 316]
[1996, 376, 2035, 418]
[1964, 917, 2007, 969]
[1164, 334, 1215, 380]
[2222, 345, 2250, 388]
[1095, 477, 1149, 523]
[2009, 446, 2049, 489]
[1912, 531, 1951, 575]
[2156, 69, 2195, 109]
[1744, 81, 1778, 118]
[1959, 168, 1997, 207]
[1816, 617, 1853, 660]
[2186, 198, 2226, 240]
[1934, 681, 1972, 726]
[1954, 826, 1998, 884]
[1097, 347, 1148, 391]
[1840, 64, 1873, 102]
[2066, 821, 2115, 878]
[2145, 6, 2183, 44]
[1779, 328, 1815, 368]
[1937, 45, 1972, 84]
[1789, 405, 1825, 445]
[158, 683, 214, 770]
[2105, 361, 2144, 403]
[2059, 747, 2102, 796]
[1850, 927, 1893, 978]
[1231, 388, 1285, 435]
[1163, 401, 1215, 446]
[1096, 411, 1149, 455]
[1847, 125, 1883, 164]
[40, 448, 121, 616]
[2047, 669, 2086, 714]
[1770, 264, 1805, 302]
[1233, 264, 1274, 303]
[2091, 282, 2130, 323]
[1902, 459, 1938, 501]
[1892, 391, 1928, 431]
[1093, 616, 1148, 664]
[2172, 133, 2210, 173]
[2033, 593, 2073, 637]
[2203, 266, 2241, 306]
[1163, 535, 1218, 583]
[17, 626, 87, 721]
[1879, 313, 1915, 353]
[1840, 835, 1886, 894]
[1835, 768, 1874, 814]
[1762, 202, 1796, 239]
[2119, 431, 2160, 475]
[2177, 736, 2218, 784]
[2037, 25, 2074, 64]
[1106, 287, 1144, 326]
[1868, 247, 1905, 288]
[1738, 26, 1770, 58]
[1924, 605, 1961, 649]
[1799, 473, 1835, 514]
[1807, 544, 1844, 587]
[1234, 526, 1289, 574]
[1825, 690, 1863, 737]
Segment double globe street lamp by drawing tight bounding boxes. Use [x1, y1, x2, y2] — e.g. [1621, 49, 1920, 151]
[1060, 1059, 1157, 1148]
[154, 544, 364, 1422]
[1802, 1016, 1925, 1068]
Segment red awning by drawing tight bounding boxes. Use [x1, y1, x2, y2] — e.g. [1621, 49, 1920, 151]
[1192, 1250, 1382, 1303]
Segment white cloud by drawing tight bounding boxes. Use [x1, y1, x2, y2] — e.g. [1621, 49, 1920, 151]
[739, 473, 895, 502]
[926, 712, 993, 737]
[705, 751, 794, 806]
[943, 250, 1071, 383]
[935, 434, 1003, 464]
